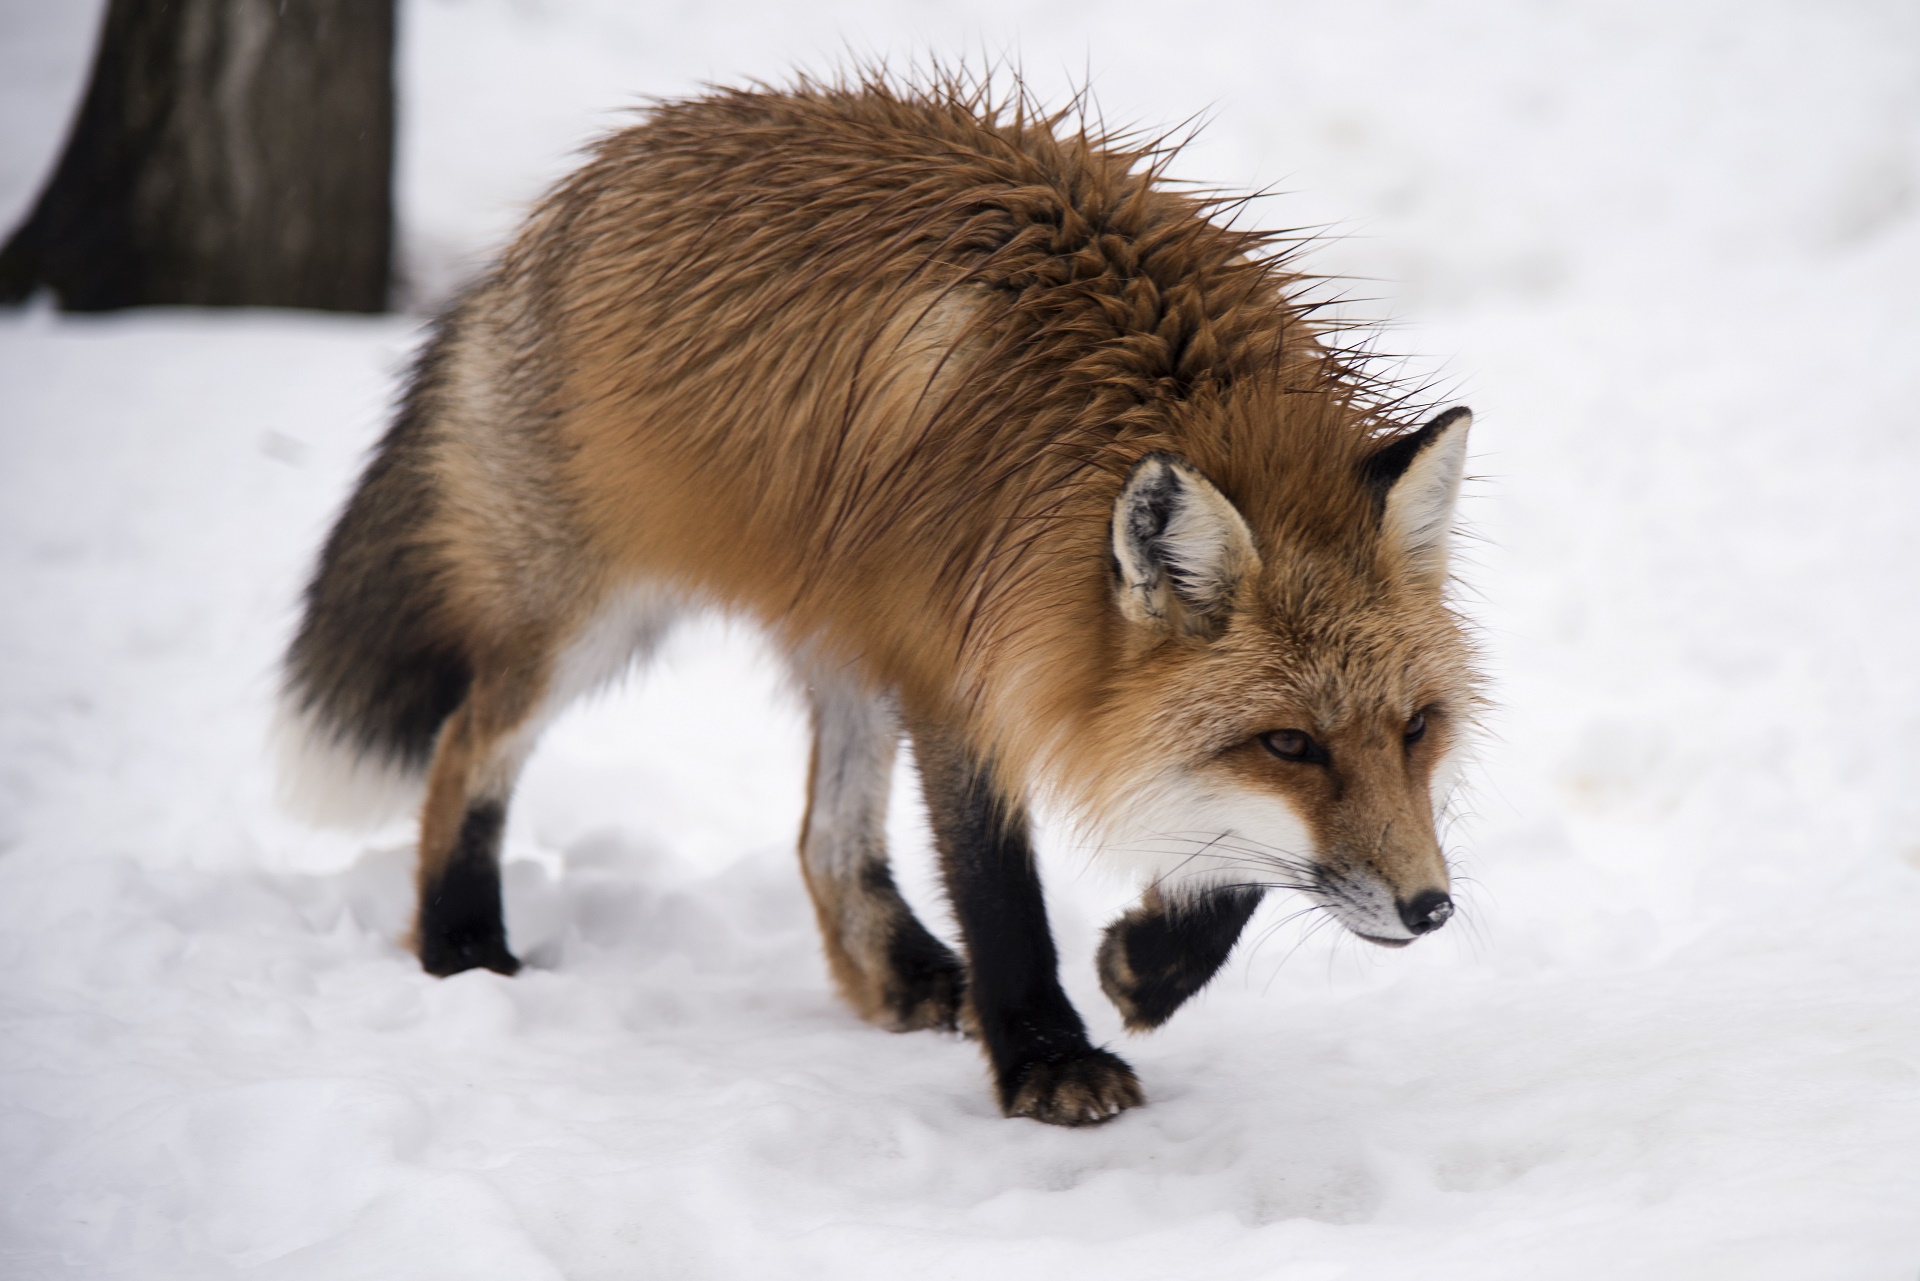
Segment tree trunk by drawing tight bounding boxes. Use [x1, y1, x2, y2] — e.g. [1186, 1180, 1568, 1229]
[0, 0, 394, 313]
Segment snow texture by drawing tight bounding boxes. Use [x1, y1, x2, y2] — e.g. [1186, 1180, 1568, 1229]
[5, 1, 1920, 1276]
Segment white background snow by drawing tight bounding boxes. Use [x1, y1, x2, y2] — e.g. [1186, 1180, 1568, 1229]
[4, 0, 1920, 1276]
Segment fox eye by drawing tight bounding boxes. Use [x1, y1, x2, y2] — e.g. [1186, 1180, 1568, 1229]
[1260, 729, 1325, 764]
[1404, 712, 1428, 746]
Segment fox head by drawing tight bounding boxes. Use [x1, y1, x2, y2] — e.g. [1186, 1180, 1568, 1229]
[1087, 407, 1475, 947]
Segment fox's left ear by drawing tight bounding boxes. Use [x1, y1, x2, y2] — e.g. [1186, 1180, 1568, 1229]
[1365, 406, 1472, 586]
[1112, 454, 1261, 639]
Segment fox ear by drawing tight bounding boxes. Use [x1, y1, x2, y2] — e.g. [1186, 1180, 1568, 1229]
[1112, 454, 1260, 638]
[1366, 406, 1471, 586]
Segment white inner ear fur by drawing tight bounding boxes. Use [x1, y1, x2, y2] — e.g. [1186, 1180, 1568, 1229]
[1383, 409, 1471, 585]
[1112, 456, 1260, 629]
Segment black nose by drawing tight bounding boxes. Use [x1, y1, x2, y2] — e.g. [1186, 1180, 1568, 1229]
[1399, 889, 1454, 935]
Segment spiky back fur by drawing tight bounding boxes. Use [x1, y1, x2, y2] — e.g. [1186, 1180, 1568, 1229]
[282, 71, 1460, 829]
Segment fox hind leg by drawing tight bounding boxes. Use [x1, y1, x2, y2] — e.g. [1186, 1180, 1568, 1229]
[414, 675, 541, 977]
[798, 673, 966, 1031]
[415, 586, 681, 977]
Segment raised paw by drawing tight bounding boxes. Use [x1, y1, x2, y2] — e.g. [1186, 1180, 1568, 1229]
[1095, 922, 1160, 1031]
[1003, 1048, 1144, 1126]
[1098, 886, 1264, 1032]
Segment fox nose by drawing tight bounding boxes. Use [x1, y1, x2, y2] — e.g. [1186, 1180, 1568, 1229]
[1399, 889, 1454, 935]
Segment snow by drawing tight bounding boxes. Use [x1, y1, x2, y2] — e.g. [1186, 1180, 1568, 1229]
[5, 0, 1920, 1276]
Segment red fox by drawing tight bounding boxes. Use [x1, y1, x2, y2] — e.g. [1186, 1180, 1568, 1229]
[280, 74, 1476, 1127]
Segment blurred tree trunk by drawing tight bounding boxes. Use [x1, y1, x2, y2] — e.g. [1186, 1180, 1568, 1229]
[0, 0, 394, 313]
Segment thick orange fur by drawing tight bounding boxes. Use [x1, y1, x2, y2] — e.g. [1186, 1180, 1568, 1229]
[283, 70, 1481, 1110]
[486, 76, 1463, 796]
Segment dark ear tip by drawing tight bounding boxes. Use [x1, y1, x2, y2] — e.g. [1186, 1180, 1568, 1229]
[1363, 406, 1472, 495]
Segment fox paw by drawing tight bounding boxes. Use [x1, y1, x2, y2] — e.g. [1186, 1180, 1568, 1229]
[1097, 886, 1264, 1032]
[1003, 1048, 1143, 1126]
[420, 931, 521, 977]
[884, 953, 967, 1032]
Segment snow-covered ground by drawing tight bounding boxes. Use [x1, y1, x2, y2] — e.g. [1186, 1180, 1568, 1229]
[5, 1, 1920, 1276]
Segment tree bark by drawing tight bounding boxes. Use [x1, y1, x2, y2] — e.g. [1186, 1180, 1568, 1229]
[0, 0, 394, 313]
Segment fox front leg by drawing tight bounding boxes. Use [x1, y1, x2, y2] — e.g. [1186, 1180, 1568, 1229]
[1097, 886, 1264, 1031]
[911, 720, 1143, 1125]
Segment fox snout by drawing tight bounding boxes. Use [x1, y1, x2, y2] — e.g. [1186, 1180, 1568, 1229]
[1329, 887, 1453, 948]
[1312, 847, 1453, 948]
[1401, 887, 1454, 935]
[1352, 886, 1453, 948]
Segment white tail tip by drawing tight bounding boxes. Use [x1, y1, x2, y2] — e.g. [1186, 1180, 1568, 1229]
[269, 698, 425, 830]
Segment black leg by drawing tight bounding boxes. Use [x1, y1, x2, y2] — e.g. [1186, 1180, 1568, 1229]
[912, 723, 1141, 1125]
[418, 800, 521, 976]
[862, 862, 969, 1030]
[1097, 886, 1264, 1031]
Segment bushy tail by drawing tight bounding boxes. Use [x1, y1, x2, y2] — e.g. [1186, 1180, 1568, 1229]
[276, 332, 472, 827]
